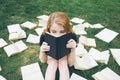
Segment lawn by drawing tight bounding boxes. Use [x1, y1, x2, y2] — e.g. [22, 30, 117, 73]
[0, 0, 120, 80]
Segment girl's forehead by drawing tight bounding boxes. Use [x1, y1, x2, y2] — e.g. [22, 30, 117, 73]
[50, 23, 65, 30]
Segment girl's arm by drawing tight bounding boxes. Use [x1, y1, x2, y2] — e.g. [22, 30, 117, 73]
[39, 42, 50, 63]
[68, 48, 76, 67]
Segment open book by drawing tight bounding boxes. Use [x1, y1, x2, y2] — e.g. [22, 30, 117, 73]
[44, 32, 76, 60]
[88, 48, 110, 64]
[95, 28, 119, 43]
[74, 54, 98, 70]
[0, 75, 6, 80]
[26, 34, 40, 44]
[70, 73, 87, 80]
[0, 38, 8, 48]
[110, 48, 120, 66]
[79, 36, 96, 47]
[21, 62, 44, 80]
[4, 40, 28, 57]
[92, 67, 120, 80]
[21, 21, 37, 29]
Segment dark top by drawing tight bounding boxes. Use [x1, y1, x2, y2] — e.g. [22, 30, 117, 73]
[39, 32, 78, 60]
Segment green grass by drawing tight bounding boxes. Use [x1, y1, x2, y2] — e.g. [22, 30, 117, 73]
[0, 0, 120, 80]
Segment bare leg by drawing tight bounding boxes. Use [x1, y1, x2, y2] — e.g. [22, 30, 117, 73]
[58, 56, 70, 80]
[45, 56, 58, 80]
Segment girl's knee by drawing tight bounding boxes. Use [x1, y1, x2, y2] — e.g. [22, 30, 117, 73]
[58, 56, 68, 68]
[47, 56, 58, 68]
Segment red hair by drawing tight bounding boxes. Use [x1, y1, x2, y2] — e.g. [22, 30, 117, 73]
[42, 12, 74, 34]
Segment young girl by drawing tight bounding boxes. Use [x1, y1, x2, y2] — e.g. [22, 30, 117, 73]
[39, 12, 77, 80]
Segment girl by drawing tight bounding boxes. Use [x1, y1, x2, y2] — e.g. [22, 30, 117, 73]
[39, 12, 77, 80]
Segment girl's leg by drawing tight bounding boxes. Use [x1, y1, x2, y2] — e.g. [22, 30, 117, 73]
[45, 56, 58, 80]
[58, 56, 70, 80]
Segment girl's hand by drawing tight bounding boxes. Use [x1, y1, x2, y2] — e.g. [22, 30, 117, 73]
[66, 39, 77, 49]
[40, 42, 50, 52]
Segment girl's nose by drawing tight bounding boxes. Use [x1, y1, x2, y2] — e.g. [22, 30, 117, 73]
[55, 33, 61, 37]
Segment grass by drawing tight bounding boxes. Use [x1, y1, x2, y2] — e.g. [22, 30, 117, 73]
[0, 0, 120, 80]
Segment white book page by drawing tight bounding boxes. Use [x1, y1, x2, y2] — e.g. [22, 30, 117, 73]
[7, 24, 22, 33]
[4, 43, 19, 57]
[0, 38, 8, 48]
[15, 40, 28, 52]
[70, 73, 87, 80]
[95, 28, 119, 43]
[100, 67, 120, 80]
[26, 34, 40, 44]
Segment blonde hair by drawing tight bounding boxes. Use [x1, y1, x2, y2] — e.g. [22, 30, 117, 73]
[42, 12, 74, 34]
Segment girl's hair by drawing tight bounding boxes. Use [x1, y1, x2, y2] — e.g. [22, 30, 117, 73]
[42, 12, 74, 34]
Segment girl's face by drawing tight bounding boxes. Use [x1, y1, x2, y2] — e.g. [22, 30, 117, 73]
[50, 23, 66, 37]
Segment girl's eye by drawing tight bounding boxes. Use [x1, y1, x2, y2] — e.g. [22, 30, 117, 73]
[51, 30, 56, 33]
[60, 30, 65, 33]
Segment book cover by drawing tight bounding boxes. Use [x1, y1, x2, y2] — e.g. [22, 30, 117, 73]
[44, 32, 76, 60]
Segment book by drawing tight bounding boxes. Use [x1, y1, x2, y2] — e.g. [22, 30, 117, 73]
[92, 67, 120, 80]
[9, 30, 26, 40]
[43, 32, 77, 60]
[70, 17, 85, 24]
[75, 44, 87, 56]
[26, 34, 40, 44]
[74, 54, 98, 70]
[92, 23, 104, 28]
[0, 75, 6, 80]
[95, 28, 119, 43]
[37, 15, 49, 21]
[110, 48, 120, 66]
[35, 28, 44, 35]
[21, 62, 44, 80]
[70, 73, 87, 80]
[38, 20, 47, 27]
[0, 38, 8, 48]
[7, 24, 22, 33]
[4, 40, 28, 57]
[88, 48, 110, 64]
[21, 21, 37, 29]
[73, 24, 87, 35]
[79, 36, 96, 47]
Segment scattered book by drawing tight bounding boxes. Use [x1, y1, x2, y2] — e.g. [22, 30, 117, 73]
[95, 28, 119, 43]
[21, 21, 37, 29]
[4, 40, 28, 57]
[73, 24, 87, 35]
[110, 48, 120, 66]
[7, 24, 22, 33]
[26, 34, 40, 44]
[70, 73, 87, 80]
[79, 36, 96, 47]
[35, 28, 44, 35]
[75, 44, 87, 56]
[7, 24, 26, 40]
[0, 38, 8, 48]
[43, 32, 77, 60]
[92, 67, 120, 80]
[92, 23, 104, 28]
[37, 15, 49, 21]
[0, 75, 6, 80]
[38, 20, 47, 27]
[74, 54, 98, 70]
[71, 17, 85, 24]
[82, 22, 92, 28]
[9, 30, 26, 40]
[21, 62, 44, 80]
[88, 48, 110, 64]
